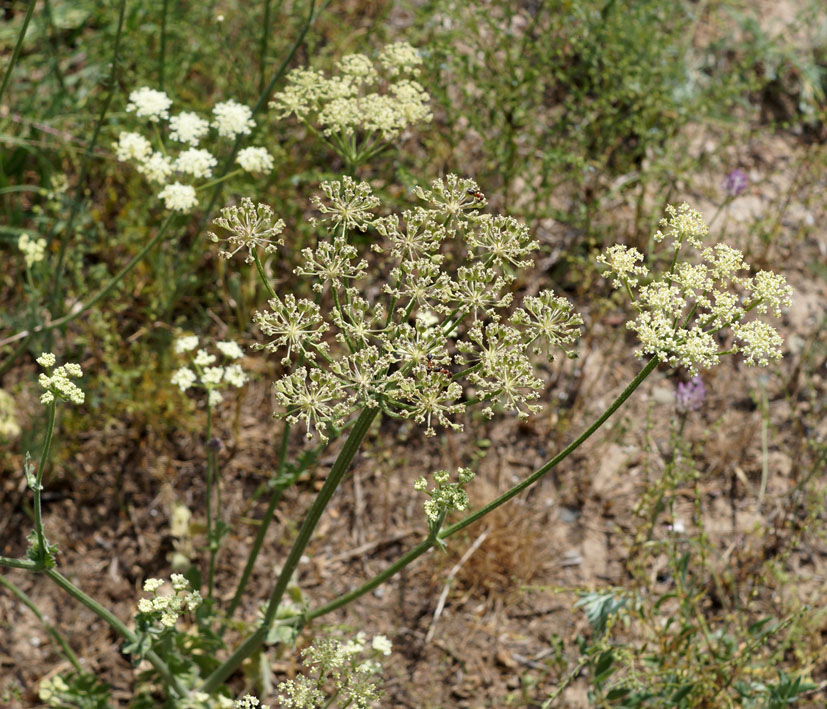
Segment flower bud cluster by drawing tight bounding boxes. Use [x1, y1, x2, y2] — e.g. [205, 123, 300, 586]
[18, 233, 47, 268]
[414, 466, 475, 523]
[598, 203, 793, 374]
[136, 574, 202, 629]
[238, 175, 581, 440]
[38, 675, 70, 707]
[170, 336, 248, 406]
[114, 87, 274, 213]
[37, 352, 84, 405]
[274, 632, 391, 708]
[270, 42, 431, 162]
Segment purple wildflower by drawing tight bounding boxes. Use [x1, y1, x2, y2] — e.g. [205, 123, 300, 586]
[676, 375, 706, 413]
[722, 169, 749, 197]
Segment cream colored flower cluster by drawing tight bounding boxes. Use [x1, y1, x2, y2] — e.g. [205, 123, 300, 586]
[236, 175, 581, 441]
[274, 632, 391, 708]
[18, 233, 47, 268]
[414, 467, 475, 523]
[270, 42, 431, 152]
[37, 352, 84, 405]
[170, 336, 248, 406]
[599, 203, 793, 374]
[114, 87, 274, 212]
[136, 574, 202, 628]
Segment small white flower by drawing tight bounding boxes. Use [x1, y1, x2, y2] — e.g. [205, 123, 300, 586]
[194, 349, 216, 367]
[372, 634, 392, 656]
[216, 341, 244, 359]
[212, 99, 255, 138]
[170, 573, 189, 591]
[236, 146, 274, 173]
[174, 335, 199, 353]
[223, 363, 248, 388]
[174, 148, 217, 179]
[126, 87, 172, 122]
[201, 366, 224, 386]
[36, 352, 56, 368]
[168, 111, 210, 145]
[113, 131, 152, 161]
[137, 151, 174, 184]
[137, 598, 154, 613]
[171, 366, 197, 391]
[208, 389, 223, 406]
[158, 182, 198, 212]
[143, 578, 165, 593]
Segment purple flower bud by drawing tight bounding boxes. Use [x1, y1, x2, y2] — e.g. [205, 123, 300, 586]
[676, 375, 705, 413]
[722, 169, 749, 197]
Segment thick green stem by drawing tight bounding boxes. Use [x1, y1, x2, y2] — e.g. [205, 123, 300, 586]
[0, 575, 82, 673]
[306, 357, 660, 622]
[201, 406, 379, 693]
[226, 421, 291, 618]
[33, 402, 57, 561]
[42, 569, 187, 698]
[0, 0, 36, 106]
[253, 249, 277, 299]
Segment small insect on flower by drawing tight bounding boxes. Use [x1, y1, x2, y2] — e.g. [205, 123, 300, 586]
[466, 188, 485, 202]
[425, 353, 450, 376]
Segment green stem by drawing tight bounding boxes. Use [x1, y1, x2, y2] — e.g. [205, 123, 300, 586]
[201, 406, 379, 693]
[0, 556, 39, 570]
[196, 169, 244, 191]
[48, 0, 127, 314]
[205, 404, 215, 600]
[226, 420, 291, 618]
[0, 575, 82, 673]
[306, 357, 660, 622]
[253, 248, 277, 299]
[42, 569, 188, 697]
[33, 402, 57, 562]
[41, 0, 67, 96]
[0, 0, 36, 106]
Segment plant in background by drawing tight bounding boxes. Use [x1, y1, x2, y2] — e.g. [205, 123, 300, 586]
[170, 336, 249, 601]
[270, 42, 431, 170]
[113, 88, 274, 212]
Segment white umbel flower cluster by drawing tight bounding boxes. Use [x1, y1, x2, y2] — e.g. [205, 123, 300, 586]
[598, 202, 793, 374]
[18, 233, 47, 268]
[170, 336, 248, 407]
[113, 88, 271, 212]
[37, 352, 84, 405]
[126, 87, 172, 122]
[158, 182, 198, 212]
[236, 146, 275, 173]
[169, 111, 210, 144]
[212, 99, 255, 138]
